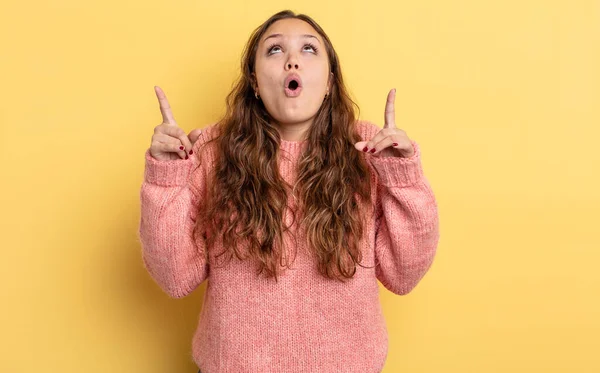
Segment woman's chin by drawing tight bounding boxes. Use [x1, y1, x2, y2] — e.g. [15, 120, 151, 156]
[271, 114, 316, 127]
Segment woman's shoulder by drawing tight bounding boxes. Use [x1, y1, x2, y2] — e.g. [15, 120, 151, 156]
[354, 119, 381, 141]
[190, 122, 223, 154]
[189, 122, 222, 169]
[193, 122, 221, 146]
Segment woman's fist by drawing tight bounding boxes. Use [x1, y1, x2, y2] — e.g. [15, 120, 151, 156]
[149, 86, 197, 161]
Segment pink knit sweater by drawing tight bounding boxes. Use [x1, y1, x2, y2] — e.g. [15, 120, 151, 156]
[138, 120, 439, 373]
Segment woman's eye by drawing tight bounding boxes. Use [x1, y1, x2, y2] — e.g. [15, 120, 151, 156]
[268, 46, 282, 54]
[267, 44, 318, 55]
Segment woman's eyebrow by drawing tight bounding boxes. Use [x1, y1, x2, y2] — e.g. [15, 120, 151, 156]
[262, 34, 320, 44]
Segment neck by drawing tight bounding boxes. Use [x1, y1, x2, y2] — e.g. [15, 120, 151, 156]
[274, 118, 314, 141]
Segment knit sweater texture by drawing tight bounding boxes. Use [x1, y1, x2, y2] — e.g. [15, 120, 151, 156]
[138, 120, 440, 373]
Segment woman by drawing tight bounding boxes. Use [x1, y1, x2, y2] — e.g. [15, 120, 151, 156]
[139, 9, 439, 373]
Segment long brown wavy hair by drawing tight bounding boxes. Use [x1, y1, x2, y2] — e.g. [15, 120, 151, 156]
[194, 10, 373, 282]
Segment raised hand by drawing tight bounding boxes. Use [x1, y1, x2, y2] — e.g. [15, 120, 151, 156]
[354, 88, 415, 158]
[149, 86, 197, 161]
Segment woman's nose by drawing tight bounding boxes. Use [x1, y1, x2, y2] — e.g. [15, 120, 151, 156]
[286, 62, 299, 70]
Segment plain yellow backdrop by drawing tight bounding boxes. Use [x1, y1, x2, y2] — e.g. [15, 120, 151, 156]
[1, 0, 599, 372]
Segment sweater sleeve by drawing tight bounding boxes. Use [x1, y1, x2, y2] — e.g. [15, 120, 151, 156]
[368, 140, 440, 295]
[137, 139, 210, 299]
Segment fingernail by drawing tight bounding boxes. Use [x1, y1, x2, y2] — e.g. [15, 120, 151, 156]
[185, 155, 189, 160]
[189, 149, 193, 155]
[393, 143, 398, 146]
[369, 148, 376, 153]
[179, 146, 184, 150]
[363, 147, 369, 152]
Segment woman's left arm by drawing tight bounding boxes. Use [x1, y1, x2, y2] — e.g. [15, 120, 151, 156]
[356, 89, 440, 295]
[368, 140, 440, 295]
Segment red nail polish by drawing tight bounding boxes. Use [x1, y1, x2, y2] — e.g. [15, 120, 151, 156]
[185, 155, 189, 160]
[369, 148, 376, 153]
[393, 143, 398, 146]
[189, 149, 193, 155]
[363, 147, 368, 152]
[179, 146, 184, 150]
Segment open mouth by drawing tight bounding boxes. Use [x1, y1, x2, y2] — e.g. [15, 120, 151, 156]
[288, 80, 299, 90]
[284, 75, 303, 97]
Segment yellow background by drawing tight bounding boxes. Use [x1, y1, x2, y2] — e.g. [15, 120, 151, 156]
[1, 0, 599, 372]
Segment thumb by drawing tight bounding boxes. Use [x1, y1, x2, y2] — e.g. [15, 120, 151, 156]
[354, 141, 368, 152]
[188, 128, 203, 145]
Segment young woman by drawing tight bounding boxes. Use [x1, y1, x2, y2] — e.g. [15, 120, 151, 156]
[139, 9, 439, 373]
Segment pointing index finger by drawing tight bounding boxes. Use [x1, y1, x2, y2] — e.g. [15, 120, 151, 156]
[384, 88, 396, 129]
[154, 86, 176, 124]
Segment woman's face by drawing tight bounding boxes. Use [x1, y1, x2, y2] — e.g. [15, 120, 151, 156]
[253, 18, 331, 136]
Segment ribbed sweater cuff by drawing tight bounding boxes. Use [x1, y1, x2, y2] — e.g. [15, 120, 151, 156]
[143, 149, 194, 187]
[369, 140, 423, 188]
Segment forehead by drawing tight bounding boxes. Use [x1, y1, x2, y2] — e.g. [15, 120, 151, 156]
[261, 18, 322, 44]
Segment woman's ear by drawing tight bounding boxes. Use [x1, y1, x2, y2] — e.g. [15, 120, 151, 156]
[251, 72, 259, 92]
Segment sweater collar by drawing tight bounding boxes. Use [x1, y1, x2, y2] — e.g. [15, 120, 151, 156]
[279, 138, 308, 159]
